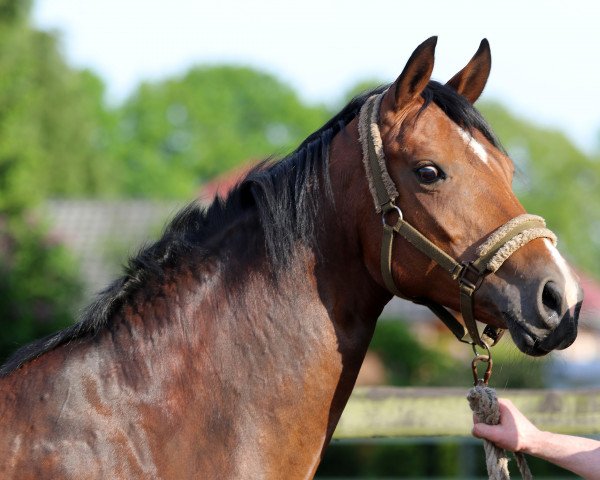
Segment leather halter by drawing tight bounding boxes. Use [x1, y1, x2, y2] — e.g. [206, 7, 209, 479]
[358, 93, 557, 348]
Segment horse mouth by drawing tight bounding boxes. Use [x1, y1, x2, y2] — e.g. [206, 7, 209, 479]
[501, 304, 580, 357]
[502, 315, 549, 356]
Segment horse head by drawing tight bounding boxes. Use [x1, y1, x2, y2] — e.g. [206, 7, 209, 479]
[350, 37, 582, 356]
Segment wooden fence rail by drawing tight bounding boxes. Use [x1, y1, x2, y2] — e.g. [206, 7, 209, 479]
[333, 387, 600, 439]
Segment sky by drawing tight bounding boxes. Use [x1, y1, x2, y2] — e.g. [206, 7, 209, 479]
[33, 0, 600, 153]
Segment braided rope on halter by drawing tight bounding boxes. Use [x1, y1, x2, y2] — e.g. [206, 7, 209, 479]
[476, 214, 557, 273]
[357, 92, 398, 213]
[468, 383, 533, 480]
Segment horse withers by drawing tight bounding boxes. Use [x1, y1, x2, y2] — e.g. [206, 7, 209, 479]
[0, 37, 582, 479]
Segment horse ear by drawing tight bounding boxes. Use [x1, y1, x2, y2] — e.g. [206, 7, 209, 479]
[446, 39, 491, 103]
[391, 36, 437, 109]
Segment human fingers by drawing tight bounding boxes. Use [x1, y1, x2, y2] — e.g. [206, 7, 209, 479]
[472, 421, 493, 439]
[472, 419, 519, 451]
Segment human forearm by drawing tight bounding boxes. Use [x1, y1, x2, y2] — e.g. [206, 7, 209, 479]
[524, 430, 600, 480]
[472, 399, 600, 479]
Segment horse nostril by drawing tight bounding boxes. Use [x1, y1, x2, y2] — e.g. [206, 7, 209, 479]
[542, 281, 562, 315]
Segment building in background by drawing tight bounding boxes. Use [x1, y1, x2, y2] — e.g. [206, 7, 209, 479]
[45, 199, 182, 301]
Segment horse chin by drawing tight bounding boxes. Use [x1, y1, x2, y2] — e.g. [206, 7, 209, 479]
[503, 317, 551, 357]
[502, 305, 580, 357]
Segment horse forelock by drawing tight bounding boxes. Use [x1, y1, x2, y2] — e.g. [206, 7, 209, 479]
[420, 80, 505, 154]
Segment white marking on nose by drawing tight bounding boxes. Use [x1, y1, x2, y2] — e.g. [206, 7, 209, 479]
[456, 127, 489, 164]
[544, 238, 580, 308]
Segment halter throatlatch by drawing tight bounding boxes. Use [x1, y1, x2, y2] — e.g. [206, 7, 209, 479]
[358, 93, 558, 348]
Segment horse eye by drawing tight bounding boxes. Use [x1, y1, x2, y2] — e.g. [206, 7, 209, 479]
[415, 165, 443, 184]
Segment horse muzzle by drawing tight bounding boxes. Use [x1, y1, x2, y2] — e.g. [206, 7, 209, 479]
[493, 273, 583, 356]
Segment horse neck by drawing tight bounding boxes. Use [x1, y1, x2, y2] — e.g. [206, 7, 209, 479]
[200, 202, 389, 409]
[108, 205, 386, 476]
[310, 124, 393, 420]
[1, 178, 390, 478]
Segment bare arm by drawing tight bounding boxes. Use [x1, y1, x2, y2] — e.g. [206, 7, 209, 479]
[472, 398, 600, 480]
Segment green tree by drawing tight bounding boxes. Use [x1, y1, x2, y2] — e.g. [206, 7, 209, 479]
[0, 0, 32, 25]
[0, 0, 87, 363]
[0, 8, 118, 209]
[112, 65, 330, 198]
[0, 216, 83, 364]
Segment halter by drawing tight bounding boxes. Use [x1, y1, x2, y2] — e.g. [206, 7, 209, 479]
[358, 93, 557, 348]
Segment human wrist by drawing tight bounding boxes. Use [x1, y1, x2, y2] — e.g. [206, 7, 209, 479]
[520, 428, 548, 456]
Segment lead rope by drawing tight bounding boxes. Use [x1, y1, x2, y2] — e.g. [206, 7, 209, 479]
[468, 352, 533, 479]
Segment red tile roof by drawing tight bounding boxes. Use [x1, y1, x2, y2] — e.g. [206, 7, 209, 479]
[198, 162, 257, 201]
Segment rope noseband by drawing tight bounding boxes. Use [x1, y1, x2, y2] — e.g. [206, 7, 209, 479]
[358, 93, 557, 348]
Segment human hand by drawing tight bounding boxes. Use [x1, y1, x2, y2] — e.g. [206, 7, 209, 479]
[472, 398, 542, 453]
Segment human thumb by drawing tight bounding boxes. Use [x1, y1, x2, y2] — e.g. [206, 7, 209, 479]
[472, 422, 496, 440]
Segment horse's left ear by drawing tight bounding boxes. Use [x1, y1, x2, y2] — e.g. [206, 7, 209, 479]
[446, 39, 491, 103]
[391, 36, 437, 110]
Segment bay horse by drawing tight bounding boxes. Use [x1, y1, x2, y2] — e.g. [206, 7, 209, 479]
[0, 37, 582, 479]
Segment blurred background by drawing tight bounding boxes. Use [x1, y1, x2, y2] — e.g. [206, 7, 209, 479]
[2, 0, 599, 477]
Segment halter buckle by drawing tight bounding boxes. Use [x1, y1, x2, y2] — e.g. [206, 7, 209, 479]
[459, 262, 485, 293]
[482, 325, 505, 346]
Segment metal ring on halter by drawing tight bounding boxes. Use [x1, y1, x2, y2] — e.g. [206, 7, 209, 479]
[471, 340, 491, 358]
[381, 204, 403, 227]
[472, 354, 493, 386]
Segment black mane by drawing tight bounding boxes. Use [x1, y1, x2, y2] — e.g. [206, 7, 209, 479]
[0, 81, 500, 375]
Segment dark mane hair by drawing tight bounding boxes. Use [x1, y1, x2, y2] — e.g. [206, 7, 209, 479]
[0, 81, 500, 376]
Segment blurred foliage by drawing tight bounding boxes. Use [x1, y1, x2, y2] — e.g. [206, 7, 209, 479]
[0, 0, 32, 25]
[370, 319, 548, 389]
[0, 8, 597, 279]
[481, 335, 549, 389]
[110, 66, 330, 197]
[369, 319, 461, 386]
[317, 441, 463, 478]
[0, 0, 88, 364]
[316, 439, 577, 478]
[0, 215, 82, 364]
[0, 20, 117, 212]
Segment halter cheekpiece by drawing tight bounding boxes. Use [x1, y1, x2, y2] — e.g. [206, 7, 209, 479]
[358, 92, 557, 348]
